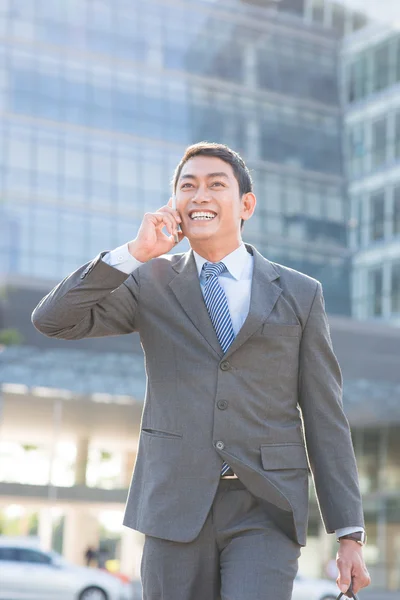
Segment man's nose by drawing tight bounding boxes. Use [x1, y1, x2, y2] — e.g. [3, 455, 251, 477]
[192, 186, 211, 202]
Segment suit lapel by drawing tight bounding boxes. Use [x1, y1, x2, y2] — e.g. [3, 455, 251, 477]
[168, 245, 282, 360]
[168, 250, 222, 357]
[223, 245, 282, 360]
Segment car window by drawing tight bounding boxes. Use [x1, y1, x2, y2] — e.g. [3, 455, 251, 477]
[17, 548, 52, 564]
[0, 547, 18, 561]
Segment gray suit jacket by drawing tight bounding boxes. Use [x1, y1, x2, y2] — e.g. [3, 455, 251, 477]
[32, 244, 364, 546]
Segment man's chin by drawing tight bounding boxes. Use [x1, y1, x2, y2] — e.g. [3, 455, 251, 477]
[186, 230, 217, 243]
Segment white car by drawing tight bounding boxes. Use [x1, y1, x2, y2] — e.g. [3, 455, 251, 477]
[0, 536, 132, 600]
[293, 573, 339, 600]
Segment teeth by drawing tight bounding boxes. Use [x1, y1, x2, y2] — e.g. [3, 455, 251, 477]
[191, 212, 216, 220]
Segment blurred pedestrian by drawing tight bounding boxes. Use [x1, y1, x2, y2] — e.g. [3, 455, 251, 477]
[84, 545, 96, 567]
[33, 142, 371, 600]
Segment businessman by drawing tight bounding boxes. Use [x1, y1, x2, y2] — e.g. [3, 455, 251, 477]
[32, 142, 370, 600]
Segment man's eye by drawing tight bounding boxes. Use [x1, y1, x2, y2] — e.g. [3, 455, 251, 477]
[181, 183, 193, 189]
[212, 182, 223, 186]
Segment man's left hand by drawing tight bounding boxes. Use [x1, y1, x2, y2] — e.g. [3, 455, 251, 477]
[336, 540, 371, 597]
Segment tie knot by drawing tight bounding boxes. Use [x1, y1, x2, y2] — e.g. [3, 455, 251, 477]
[203, 262, 227, 279]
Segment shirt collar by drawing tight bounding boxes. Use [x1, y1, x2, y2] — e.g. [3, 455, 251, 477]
[193, 243, 249, 281]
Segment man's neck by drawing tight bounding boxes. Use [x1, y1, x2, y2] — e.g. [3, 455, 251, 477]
[190, 239, 243, 263]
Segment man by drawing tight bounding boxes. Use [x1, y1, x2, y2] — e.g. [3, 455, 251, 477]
[32, 142, 370, 600]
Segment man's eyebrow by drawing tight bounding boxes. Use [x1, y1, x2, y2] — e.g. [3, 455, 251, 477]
[180, 172, 230, 180]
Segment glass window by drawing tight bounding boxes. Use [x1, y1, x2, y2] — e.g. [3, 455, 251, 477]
[356, 195, 363, 247]
[370, 190, 385, 241]
[32, 207, 60, 256]
[39, 147, 60, 177]
[347, 123, 365, 177]
[90, 153, 113, 184]
[285, 179, 302, 216]
[352, 11, 368, 32]
[385, 426, 400, 490]
[394, 185, 400, 235]
[305, 184, 322, 218]
[63, 148, 87, 180]
[89, 214, 115, 255]
[325, 188, 344, 222]
[17, 549, 52, 564]
[359, 429, 381, 492]
[347, 54, 368, 103]
[277, 0, 305, 16]
[368, 268, 383, 316]
[391, 263, 400, 314]
[7, 138, 31, 169]
[331, 5, 346, 37]
[373, 42, 390, 92]
[264, 173, 282, 214]
[60, 210, 88, 259]
[117, 158, 138, 187]
[0, 547, 18, 561]
[396, 36, 400, 82]
[371, 117, 387, 169]
[311, 0, 324, 24]
[395, 111, 400, 160]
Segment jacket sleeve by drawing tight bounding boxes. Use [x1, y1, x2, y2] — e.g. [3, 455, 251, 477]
[31, 252, 140, 340]
[298, 282, 365, 533]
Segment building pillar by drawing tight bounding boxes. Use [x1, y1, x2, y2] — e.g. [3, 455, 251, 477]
[75, 437, 90, 486]
[119, 525, 144, 580]
[63, 507, 100, 566]
[38, 507, 54, 551]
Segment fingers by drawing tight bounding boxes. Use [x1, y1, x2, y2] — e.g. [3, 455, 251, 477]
[159, 203, 182, 224]
[336, 563, 352, 597]
[351, 565, 371, 594]
[144, 211, 178, 237]
[336, 551, 353, 597]
[156, 204, 182, 237]
[336, 551, 371, 597]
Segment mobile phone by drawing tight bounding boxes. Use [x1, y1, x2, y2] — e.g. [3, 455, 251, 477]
[171, 194, 181, 244]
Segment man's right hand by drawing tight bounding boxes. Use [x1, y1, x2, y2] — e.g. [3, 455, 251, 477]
[128, 203, 185, 262]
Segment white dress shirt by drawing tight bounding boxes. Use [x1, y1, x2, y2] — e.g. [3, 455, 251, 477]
[102, 243, 364, 539]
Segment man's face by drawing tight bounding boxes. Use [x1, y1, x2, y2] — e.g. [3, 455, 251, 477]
[175, 155, 250, 245]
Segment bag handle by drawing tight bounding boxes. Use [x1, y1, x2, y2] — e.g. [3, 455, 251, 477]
[336, 581, 359, 600]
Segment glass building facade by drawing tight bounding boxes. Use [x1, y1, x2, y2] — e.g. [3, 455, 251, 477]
[344, 24, 400, 323]
[0, 0, 355, 315]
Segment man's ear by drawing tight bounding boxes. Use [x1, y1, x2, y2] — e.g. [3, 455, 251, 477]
[241, 192, 256, 221]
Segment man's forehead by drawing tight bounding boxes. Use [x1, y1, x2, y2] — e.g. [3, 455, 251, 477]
[180, 157, 234, 179]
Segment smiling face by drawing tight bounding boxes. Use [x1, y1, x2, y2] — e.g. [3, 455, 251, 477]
[174, 155, 256, 258]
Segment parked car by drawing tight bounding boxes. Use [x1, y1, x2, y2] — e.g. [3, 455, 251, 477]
[0, 536, 132, 600]
[293, 573, 339, 600]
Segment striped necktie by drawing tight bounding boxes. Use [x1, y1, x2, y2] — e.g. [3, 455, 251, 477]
[203, 261, 235, 477]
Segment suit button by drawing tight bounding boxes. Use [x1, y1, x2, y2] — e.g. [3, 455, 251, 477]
[220, 361, 231, 371]
[215, 441, 225, 450]
[217, 400, 228, 410]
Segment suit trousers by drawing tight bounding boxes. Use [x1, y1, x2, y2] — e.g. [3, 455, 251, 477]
[140, 478, 302, 600]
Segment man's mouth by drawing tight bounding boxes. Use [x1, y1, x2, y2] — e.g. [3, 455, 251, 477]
[189, 211, 217, 221]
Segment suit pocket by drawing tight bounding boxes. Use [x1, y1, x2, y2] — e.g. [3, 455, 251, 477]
[262, 323, 301, 337]
[141, 428, 183, 440]
[260, 443, 309, 470]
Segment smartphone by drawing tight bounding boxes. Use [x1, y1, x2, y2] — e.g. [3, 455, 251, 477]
[171, 194, 181, 244]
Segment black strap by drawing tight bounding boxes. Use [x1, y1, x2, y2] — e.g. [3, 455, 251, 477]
[336, 581, 359, 600]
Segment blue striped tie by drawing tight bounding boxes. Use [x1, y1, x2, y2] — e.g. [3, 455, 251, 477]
[203, 261, 235, 477]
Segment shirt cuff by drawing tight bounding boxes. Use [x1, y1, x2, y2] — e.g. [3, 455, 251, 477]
[101, 243, 144, 274]
[335, 526, 365, 538]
